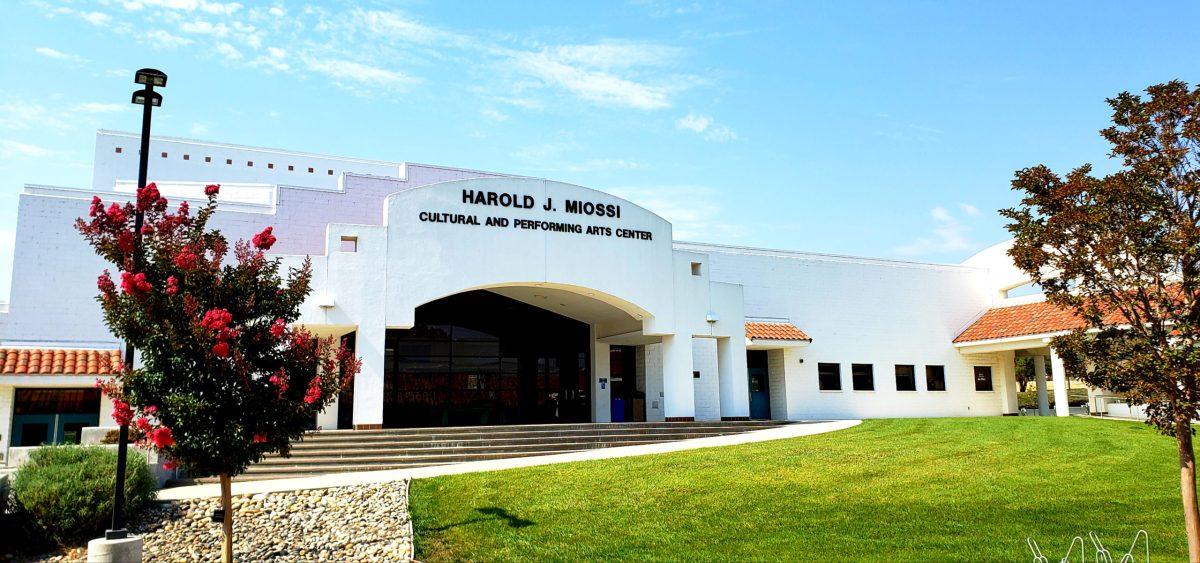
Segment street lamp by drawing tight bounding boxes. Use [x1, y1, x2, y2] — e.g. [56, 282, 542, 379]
[105, 67, 166, 542]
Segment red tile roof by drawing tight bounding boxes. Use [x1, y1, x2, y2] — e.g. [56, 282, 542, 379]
[745, 321, 811, 342]
[954, 300, 1128, 343]
[0, 348, 122, 375]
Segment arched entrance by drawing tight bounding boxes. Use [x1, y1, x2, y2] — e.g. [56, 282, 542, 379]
[383, 290, 598, 427]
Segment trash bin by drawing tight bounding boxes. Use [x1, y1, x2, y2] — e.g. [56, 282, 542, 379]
[611, 397, 625, 422]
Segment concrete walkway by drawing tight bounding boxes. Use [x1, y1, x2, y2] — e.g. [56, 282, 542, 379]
[158, 419, 861, 500]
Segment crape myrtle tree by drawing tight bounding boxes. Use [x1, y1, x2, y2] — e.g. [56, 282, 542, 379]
[77, 183, 360, 562]
[1002, 81, 1200, 561]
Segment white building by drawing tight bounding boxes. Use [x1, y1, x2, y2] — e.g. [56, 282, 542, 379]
[0, 131, 1086, 463]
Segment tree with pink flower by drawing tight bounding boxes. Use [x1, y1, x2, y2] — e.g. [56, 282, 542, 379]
[78, 183, 359, 562]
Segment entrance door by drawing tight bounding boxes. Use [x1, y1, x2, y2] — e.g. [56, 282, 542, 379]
[609, 345, 643, 422]
[747, 350, 771, 420]
[12, 388, 101, 446]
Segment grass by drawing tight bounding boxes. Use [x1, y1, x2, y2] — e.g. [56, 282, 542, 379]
[1017, 387, 1089, 409]
[410, 417, 1187, 562]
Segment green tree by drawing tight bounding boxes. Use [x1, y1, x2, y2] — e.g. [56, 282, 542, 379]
[77, 184, 360, 562]
[1002, 81, 1200, 561]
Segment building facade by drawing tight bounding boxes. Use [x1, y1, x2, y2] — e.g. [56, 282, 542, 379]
[0, 131, 1084, 463]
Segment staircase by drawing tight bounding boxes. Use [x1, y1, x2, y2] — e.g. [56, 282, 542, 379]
[187, 420, 790, 483]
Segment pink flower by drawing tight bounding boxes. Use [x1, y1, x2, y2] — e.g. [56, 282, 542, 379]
[251, 226, 276, 250]
[112, 399, 134, 426]
[303, 375, 322, 405]
[270, 318, 286, 339]
[204, 184, 220, 197]
[200, 308, 233, 332]
[143, 405, 158, 415]
[178, 201, 190, 215]
[148, 426, 175, 448]
[116, 231, 135, 254]
[89, 196, 104, 217]
[141, 224, 155, 236]
[107, 203, 128, 225]
[163, 461, 177, 471]
[252, 434, 267, 444]
[97, 272, 116, 295]
[212, 341, 230, 358]
[269, 369, 288, 395]
[166, 275, 179, 296]
[173, 248, 199, 271]
[136, 183, 161, 211]
[135, 416, 152, 434]
[120, 271, 152, 294]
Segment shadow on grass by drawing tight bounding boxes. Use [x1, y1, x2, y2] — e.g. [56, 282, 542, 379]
[427, 506, 536, 532]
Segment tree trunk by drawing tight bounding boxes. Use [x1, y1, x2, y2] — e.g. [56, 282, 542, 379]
[1178, 418, 1200, 563]
[220, 473, 234, 563]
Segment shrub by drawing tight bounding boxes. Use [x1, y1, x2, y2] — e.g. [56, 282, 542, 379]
[11, 445, 157, 545]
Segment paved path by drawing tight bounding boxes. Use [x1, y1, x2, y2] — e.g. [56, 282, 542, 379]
[158, 419, 861, 500]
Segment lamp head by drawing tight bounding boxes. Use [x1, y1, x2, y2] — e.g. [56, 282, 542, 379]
[131, 89, 162, 107]
[134, 68, 167, 87]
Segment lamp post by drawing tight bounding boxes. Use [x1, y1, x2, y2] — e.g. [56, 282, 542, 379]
[105, 67, 166, 542]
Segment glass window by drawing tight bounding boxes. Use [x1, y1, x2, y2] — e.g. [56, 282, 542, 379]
[852, 364, 874, 391]
[974, 366, 994, 391]
[818, 363, 841, 391]
[895, 365, 916, 391]
[926, 365, 947, 391]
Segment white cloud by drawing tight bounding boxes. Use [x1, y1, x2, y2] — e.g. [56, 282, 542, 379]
[959, 203, 980, 217]
[0, 139, 52, 159]
[79, 11, 113, 26]
[215, 42, 242, 61]
[190, 122, 211, 136]
[675, 112, 737, 141]
[34, 47, 86, 62]
[513, 51, 672, 110]
[0, 102, 71, 130]
[550, 43, 682, 69]
[302, 57, 418, 90]
[481, 108, 509, 122]
[607, 185, 745, 240]
[144, 29, 194, 48]
[180, 19, 229, 36]
[895, 206, 975, 257]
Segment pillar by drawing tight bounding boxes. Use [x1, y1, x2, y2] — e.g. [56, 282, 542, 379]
[353, 326, 386, 429]
[716, 336, 750, 420]
[767, 349, 789, 420]
[641, 344, 664, 422]
[592, 339, 612, 423]
[997, 351, 1019, 414]
[1034, 354, 1049, 416]
[0, 385, 13, 465]
[1049, 349, 1070, 417]
[661, 334, 696, 421]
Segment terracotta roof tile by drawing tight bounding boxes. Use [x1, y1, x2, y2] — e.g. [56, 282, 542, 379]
[745, 321, 811, 342]
[953, 300, 1128, 343]
[0, 348, 121, 375]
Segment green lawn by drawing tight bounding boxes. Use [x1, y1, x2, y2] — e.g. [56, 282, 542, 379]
[410, 418, 1186, 561]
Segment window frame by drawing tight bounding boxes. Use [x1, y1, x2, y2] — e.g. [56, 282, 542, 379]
[817, 362, 842, 391]
[851, 363, 875, 391]
[925, 365, 947, 392]
[895, 364, 917, 392]
[973, 366, 994, 392]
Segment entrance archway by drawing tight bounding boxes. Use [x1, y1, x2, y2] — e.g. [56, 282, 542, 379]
[383, 289, 643, 428]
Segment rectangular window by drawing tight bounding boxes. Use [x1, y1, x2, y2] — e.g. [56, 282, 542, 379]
[288, 165, 294, 171]
[268, 163, 274, 169]
[693, 371, 701, 379]
[690, 262, 702, 276]
[926, 365, 947, 391]
[818, 363, 841, 391]
[226, 158, 233, 165]
[161, 152, 168, 158]
[115, 147, 122, 153]
[895, 365, 916, 391]
[205, 156, 212, 163]
[183, 154, 190, 160]
[852, 364, 874, 391]
[339, 236, 358, 252]
[974, 366, 994, 391]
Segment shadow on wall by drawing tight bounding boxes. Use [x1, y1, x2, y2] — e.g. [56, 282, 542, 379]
[428, 506, 536, 532]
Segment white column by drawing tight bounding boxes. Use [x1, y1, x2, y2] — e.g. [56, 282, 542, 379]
[997, 351, 1019, 414]
[0, 385, 14, 465]
[1034, 355, 1049, 416]
[661, 334, 696, 420]
[1050, 349, 1070, 417]
[642, 344, 664, 422]
[716, 336, 750, 420]
[767, 349, 789, 421]
[592, 339, 612, 423]
[353, 325, 387, 429]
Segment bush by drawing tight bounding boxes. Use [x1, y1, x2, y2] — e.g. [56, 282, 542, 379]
[11, 445, 157, 545]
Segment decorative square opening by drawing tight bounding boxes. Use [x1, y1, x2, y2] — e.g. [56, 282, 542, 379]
[339, 236, 358, 253]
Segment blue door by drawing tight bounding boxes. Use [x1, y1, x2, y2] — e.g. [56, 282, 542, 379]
[747, 351, 771, 420]
[12, 388, 101, 446]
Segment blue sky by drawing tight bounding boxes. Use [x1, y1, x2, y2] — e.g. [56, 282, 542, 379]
[1, 1, 1198, 299]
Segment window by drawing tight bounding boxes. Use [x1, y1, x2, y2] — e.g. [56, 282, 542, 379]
[690, 262, 702, 276]
[288, 165, 294, 171]
[818, 363, 841, 391]
[974, 366, 993, 391]
[161, 152, 168, 158]
[339, 236, 358, 252]
[247, 161, 254, 167]
[895, 365, 916, 391]
[183, 154, 190, 160]
[308, 167, 314, 173]
[226, 158, 233, 165]
[693, 371, 701, 379]
[328, 169, 334, 175]
[205, 156, 212, 163]
[114, 147, 122, 153]
[852, 364, 874, 391]
[268, 163, 274, 169]
[926, 365, 947, 391]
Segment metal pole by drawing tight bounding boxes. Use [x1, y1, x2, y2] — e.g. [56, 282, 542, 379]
[106, 83, 154, 541]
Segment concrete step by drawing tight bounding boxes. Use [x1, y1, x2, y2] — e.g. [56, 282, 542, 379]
[303, 420, 787, 440]
[274, 432, 743, 457]
[285, 428, 757, 450]
[243, 449, 578, 475]
[254, 442, 678, 467]
[295, 423, 787, 445]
